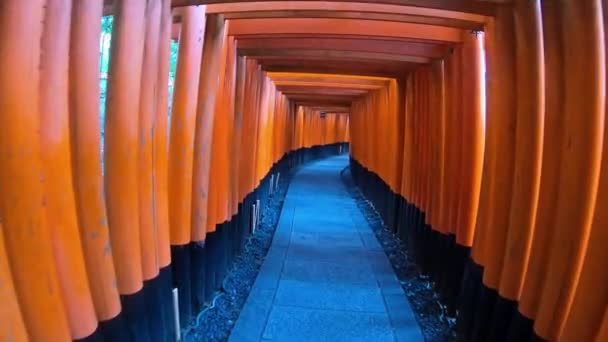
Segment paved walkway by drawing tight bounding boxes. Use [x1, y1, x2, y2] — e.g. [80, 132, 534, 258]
[229, 155, 423, 342]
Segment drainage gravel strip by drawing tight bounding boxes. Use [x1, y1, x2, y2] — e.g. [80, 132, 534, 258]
[182, 170, 293, 342]
[341, 166, 457, 342]
[181, 163, 455, 341]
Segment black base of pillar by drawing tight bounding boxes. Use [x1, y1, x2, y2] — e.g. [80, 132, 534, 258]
[120, 288, 151, 342]
[143, 273, 168, 342]
[97, 311, 131, 342]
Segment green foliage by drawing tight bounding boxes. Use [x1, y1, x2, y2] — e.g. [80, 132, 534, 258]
[98, 15, 179, 134]
[100, 16, 113, 75]
[101, 16, 113, 34]
[169, 39, 179, 81]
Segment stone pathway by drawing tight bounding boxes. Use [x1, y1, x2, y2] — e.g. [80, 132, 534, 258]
[229, 155, 423, 342]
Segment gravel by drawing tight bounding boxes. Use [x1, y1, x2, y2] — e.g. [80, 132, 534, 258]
[181, 170, 293, 342]
[181, 162, 455, 341]
[340, 166, 457, 342]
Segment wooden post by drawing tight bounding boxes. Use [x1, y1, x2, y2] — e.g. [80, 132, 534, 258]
[535, 0, 605, 339]
[0, 1, 71, 340]
[69, 0, 122, 323]
[39, 0, 99, 338]
[518, 0, 565, 320]
[138, 0, 162, 283]
[191, 14, 227, 241]
[499, 0, 544, 301]
[457, 32, 485, 248]
[104, 0, 147, 296]
[168, 5, 205, 245]
[0, 222, 28, 341]
[480, 6, 517, 291]
[154, 0, 174, 271]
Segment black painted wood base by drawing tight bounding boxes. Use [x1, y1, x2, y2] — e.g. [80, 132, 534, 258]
[78, 143, 348, 341]
[97, 311, 130, 342]
[350, 158, 551, 342]
[350, 158, 469, 312]
[120, 288, 151, 342]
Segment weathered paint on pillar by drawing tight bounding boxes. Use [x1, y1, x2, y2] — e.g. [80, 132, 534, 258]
[104, 0, 147, 295]
[535, 0, 605, 339]
[154, 0, 173, 268]
[39, 0, 99, 337]
[0, 1, 72, 340]
[169, 5, 206, 245]
[69, 0, 122, 322]
[499, 0, 545, 301]
[138, 0, 162, 281]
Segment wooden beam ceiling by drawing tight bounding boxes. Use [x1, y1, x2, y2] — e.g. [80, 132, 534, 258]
[268, 72, 389, 107]
[223, 11, 483, 30]
[228, 18, 464, 43]
[238, 48, 431, 63]
[257, 58, 415, 78]
[102, 0, 499, 110]
[236, 37, 450, 58]
[170, 0, 499, 16]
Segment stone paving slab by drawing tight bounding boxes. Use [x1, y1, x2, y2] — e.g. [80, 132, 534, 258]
[262, 306, 394, 342]
[229, 155, 423, 342]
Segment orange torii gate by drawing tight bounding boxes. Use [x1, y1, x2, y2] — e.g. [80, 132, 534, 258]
[2, 1, 608, 341]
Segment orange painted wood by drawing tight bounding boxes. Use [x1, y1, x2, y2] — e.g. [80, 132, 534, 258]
[534, 0, 605, 339]
[470, 15, 495, 266]
[154, 0, 174, 268]
[446, 47, 466, 235]
[410, 71, 421, 210]
[168, 5, 206, 245]
[595, 308, 608, 342]
[104, 0, 147, 294]
[138, 0, 162, 281]
[0, 221, 28, 341]
[439, 51, 456, 234]
[191, 15, 227, 238]
[400, 75, 414, 202]
[265, 84, 277, 170]
[560, 4, 608, 338]
[249, 65, 263, 188]
[270, 74, 390, 83]
[232, 56, 246, 206]
[393, 79, 406, 197]
[275, 82, 382, 91]
[207, 34, 235, 227]
[223, 37, 239, 218]
[172, 22, 182, 41]
[259, 79, 277, 180]
[238, 59, 261, 200]
[284, 94, 355, 105]
[69, 0, 121, 321]
[174, 0, 497, 16]
[498, 0, 544, 301]
[455, 32, 484, 247]
[0, 1, 71, 340]
[39, 0, 98, 337]
[518, 0, 565, 319]
[561, 131, 608, 340]
[239, 48, 430, 63]
[206, 1, 488, 23]
[261, 59, 417, 78]
[420, 69, 432, 217]
[480, 6, 517, 289]
[228, 18, 464, 43]
[429, 61, 445, 231]
[238, 37, 449, 58]
[223, 10, 484, 30]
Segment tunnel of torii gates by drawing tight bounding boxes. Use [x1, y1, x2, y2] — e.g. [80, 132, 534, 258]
[1, 0, 608, 341]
